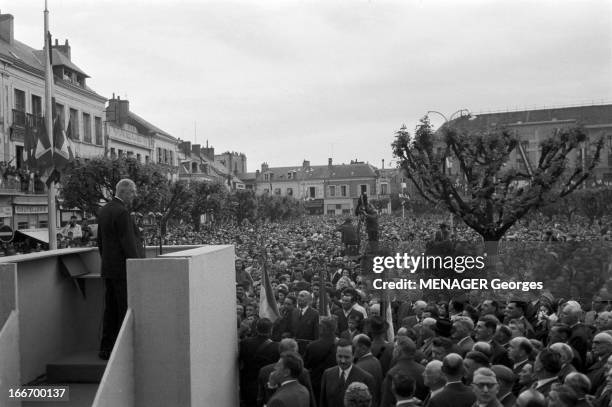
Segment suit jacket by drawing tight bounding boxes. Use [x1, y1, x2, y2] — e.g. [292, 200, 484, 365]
[296, 307, 320, 342]
[304, 338, 337, 402]
[569, 323, 590, 371]
[587, 353, 612, 394]
[356, 354, 383, 405]
[470, 400, 502, 407]
[268, 380, 310, 407]
[428, 382, 476, 407]
[531, 377, 560, 398]
[320, 364, 375, 407]
[239, 336, 280, 385]
[380, 357, 427, 407]
[257, 365, 315, 407]
[97, 197, 142, 279]
[490, 341, 512, 368]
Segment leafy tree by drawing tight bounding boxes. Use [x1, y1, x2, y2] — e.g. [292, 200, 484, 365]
[60, 157, 183, 226]
[189, 181, 228, 231]
[392, 116, 603, 254]
[370, 197, 390, 212]
[231, 190, 257, 223]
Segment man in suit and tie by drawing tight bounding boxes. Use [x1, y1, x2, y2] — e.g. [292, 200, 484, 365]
[428, 353, 476, 407]
[304, 317, 338, 403]
[470, 367, 503, 407]
[320, 338, 375, 407]
[353, 334, 383, 404]
[508, 337, 533, 395]
[421, 360, 445, 407]
[267, 351, 310, 407]
[295, 290, 320, 354]
[97, 178, 144, 360]
[559, 301, 589, 371]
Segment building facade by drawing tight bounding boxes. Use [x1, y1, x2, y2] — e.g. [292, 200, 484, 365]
[248, 159, 387, 215]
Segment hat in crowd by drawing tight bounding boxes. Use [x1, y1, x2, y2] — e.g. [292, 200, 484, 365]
[433, 319, 453, 338]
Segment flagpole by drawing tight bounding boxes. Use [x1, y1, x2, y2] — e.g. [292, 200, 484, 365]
[44, 0, 57, 250]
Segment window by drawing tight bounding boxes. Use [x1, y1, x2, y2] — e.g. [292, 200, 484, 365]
[31, 95, 42, 118]
[380, 183, 388, 195]
[145, 155, 150, 163]
[14, 89, 25, 111]
[69, 108, 79, 140]
[110, 148, 116, 159]
[118, 149, 124, 157]
[329, 185, 336, 197]
[264, 174, 269, 181]
[336, 204, 341, 210]
[360, 184, 368, 195]
[341, 185, 347, 197]
[274, 188, 281, 195]
[55, 103, 65, 124]
[82, 112, 91, 143]
[95, 117, 103, 145]
[287, 188, 293, 196]
[170, 151, 174, 166]
[342, 209, 351, 215]
[18, 221, 29, 230]
[309, 187, 316, 198]
[157, 148, 162, 163]
[287, 172, 292, 180]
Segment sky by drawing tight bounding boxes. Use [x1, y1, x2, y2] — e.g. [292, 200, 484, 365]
[5, 0, 612, 172]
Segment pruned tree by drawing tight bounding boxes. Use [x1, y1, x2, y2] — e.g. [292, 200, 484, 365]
[392, 116, 603, 253]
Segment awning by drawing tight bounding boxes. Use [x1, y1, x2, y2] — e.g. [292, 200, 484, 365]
[15, 229, 49, 244]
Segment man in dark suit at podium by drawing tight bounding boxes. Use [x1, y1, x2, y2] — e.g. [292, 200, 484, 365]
[295, 290, 320, 354]
[97, 178, 144, 360]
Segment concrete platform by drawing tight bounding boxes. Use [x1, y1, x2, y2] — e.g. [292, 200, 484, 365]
[47, 351, 107, 383]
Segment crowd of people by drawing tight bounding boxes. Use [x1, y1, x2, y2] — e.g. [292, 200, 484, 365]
[225, 211, 611, 407]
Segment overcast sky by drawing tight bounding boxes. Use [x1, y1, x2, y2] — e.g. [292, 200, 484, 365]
[6, 0, 612, 172]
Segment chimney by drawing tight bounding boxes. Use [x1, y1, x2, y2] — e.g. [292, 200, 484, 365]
[117, 98, 129, 125]
[0, 14, 14, 45]
[328, 158, 332, 166]
[192, 144, 201, 157]
[382, 159, 385, 169]
[255, 169, 260, 178]
[261, 162, 269, 173]
[53, 38, 71, 60]
[302, 160, 310, 168]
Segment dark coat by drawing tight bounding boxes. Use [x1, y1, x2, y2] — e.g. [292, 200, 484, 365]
[355, 354, 383, 405]
[320, 364, 375, 407]
[295, 307, 320, 342]
[304, 339, 337, 402]
[257, 364, 316, 407]
[428, 382, 476, 407]
[569, 323, 590, 371]
[239, 336, 280, 405]
[380, 357, 427, 407]
[268, 380, 310, 407]
[97, 197, 143, 279]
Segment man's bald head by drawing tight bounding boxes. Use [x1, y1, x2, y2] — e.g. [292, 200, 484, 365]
[516, 389, 546, 407]
[441, 353, 465, 380]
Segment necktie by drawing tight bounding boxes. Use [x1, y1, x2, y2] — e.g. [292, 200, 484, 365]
[340, 369, 347, 388]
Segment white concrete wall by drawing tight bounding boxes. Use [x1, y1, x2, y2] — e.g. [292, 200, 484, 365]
[127, 245, 238, 407]
[92, 309, 135, 407]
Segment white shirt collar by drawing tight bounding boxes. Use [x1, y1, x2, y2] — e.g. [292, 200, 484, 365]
[280, 379, 297, 387]
[339, 364, 353, 379]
